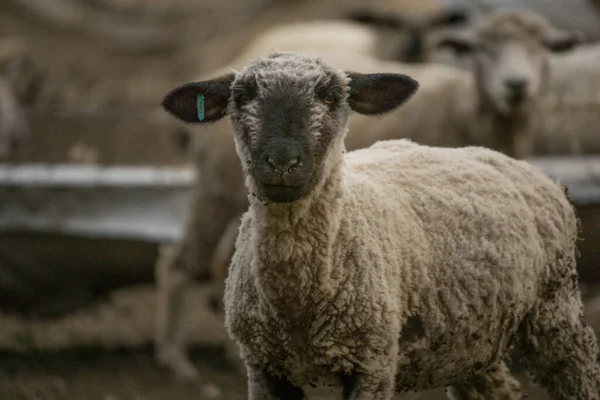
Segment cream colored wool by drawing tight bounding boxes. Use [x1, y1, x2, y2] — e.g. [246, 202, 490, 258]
[161, 51, 600, 399]
[225, 138, 600, 398]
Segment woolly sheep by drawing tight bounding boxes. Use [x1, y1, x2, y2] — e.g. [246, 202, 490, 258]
[206, 8, 468, 71]
[343, 6, 469, 63]
[153, 48, 475, 381]
[162, 51, 600, 400]
[154, 10, 586, 382]
[426, 19, 600, 101]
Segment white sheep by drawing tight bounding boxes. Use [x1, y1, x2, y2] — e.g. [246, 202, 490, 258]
[162, 51, 600, 400]
[153, 9, 588, 382]
[219, 7, 469, 68]
[153, 49, 476, 382]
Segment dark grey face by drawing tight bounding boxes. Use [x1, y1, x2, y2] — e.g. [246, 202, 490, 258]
[228, 56, 351, 203]
[161, 52, 420, 204]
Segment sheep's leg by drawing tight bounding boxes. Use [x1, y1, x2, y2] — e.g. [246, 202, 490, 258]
[445, 361, 523, 400]
[154, 243, 199, 382]
[247, 368, 305, 400]
[518, 283, 600, 399]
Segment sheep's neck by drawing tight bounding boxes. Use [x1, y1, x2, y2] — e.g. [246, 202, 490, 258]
[476, 101, 535, 159]
[249, 155, 344, 321]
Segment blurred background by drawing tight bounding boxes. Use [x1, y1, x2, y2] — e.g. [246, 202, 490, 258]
[0, 0, 599, 399]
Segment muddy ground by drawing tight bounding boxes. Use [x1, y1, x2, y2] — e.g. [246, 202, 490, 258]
[0, 284, 554, 400]
[0, 348, 550, 400]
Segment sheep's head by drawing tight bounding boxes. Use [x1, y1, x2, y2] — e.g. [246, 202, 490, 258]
[433, 10, 582, 115]
[162, 52, 418, 203]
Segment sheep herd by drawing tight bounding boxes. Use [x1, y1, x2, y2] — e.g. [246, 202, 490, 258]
[1, 1, 600, 399]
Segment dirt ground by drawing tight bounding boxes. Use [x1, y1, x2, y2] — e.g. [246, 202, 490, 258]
[0, 348, 550, 400]
[0, 284, 553, 400]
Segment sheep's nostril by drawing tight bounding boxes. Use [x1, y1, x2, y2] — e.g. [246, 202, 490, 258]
[267, 156, 300, 171]
[287, 157, 300, 170]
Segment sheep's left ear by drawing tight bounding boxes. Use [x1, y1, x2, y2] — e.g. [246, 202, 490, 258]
[542, 30, 584, 53]
[162, 73, 235, 124]
[346, 72, 419, 115]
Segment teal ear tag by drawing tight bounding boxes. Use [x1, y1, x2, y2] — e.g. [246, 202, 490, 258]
[197, 94, 205, 121]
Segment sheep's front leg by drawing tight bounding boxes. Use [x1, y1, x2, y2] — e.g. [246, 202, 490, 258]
[247, 367, 305, 400]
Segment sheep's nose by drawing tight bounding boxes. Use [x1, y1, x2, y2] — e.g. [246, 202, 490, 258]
[267, 155, 300, 171]
[505, 78, 528, 96]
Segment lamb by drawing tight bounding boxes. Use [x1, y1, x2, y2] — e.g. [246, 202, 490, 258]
[154, 50, 475, 381]
[154, 10, 586, 382]
[161, 51, 600, 400]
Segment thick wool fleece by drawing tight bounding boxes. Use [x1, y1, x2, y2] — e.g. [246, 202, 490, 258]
[224, 138, 587, 393]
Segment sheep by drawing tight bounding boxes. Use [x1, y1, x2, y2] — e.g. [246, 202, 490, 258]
[206, 7, 469, 71]
[161, 51, 600, 400]
[154, 10, 586, 382]
[343, 6, 470, 63]
[154, 49, 477, 382]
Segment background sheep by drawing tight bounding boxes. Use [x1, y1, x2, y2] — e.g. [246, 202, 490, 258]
[155, 9, 585, 382]
[344, 6, 470, 62]
[162, 51, 600, 400]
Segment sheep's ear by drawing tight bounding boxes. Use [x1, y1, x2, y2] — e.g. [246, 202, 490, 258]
[433, 30, 478, 56]
[161, 73, 235, 124]
[346, 72, 419, 115]
[542, 30, 584, 53]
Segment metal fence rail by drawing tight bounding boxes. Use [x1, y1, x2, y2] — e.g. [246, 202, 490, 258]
[1, 157, 600, 242]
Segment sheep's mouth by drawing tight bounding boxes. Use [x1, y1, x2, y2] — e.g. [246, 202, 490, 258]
[260, 183, 307, 203]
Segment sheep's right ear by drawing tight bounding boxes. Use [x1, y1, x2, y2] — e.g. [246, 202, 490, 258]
[161, 73, 235, 124]
[346, 72, 419, 115]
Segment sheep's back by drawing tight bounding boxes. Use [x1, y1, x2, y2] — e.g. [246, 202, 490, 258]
[342, 140, 578, 333]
